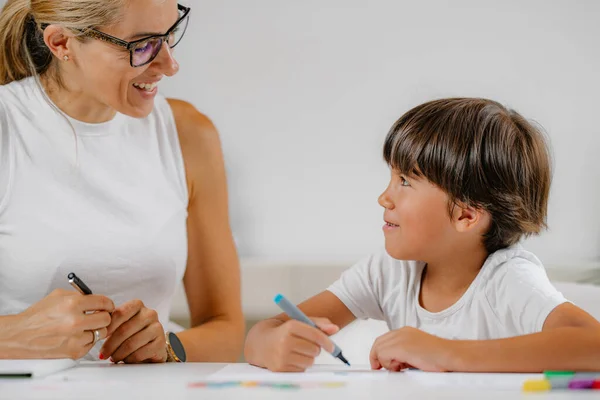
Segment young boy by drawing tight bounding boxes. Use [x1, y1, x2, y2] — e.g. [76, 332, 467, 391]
[244, 98, 600, 373]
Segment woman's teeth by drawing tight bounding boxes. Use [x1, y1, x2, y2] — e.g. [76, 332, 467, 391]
[133, 82, 158, 91]
[386, 222, 399, 227]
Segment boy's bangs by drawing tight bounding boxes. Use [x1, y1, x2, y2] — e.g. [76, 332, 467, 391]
[383, 123, 423, 178]
[382, 102, 474, 194]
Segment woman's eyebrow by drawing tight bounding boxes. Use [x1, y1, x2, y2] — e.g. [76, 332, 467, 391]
[126, 31, 163, 40]
[125, 13, 180, 41]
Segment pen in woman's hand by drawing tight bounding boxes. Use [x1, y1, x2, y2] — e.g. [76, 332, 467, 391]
[68, 272, 93, 295]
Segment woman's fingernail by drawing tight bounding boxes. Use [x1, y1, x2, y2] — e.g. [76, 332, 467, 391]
[110, 357, 115, 363]
[98, 353, 104, 360]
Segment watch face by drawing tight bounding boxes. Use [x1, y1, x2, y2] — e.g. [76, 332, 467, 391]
[168, 332, 187, 362]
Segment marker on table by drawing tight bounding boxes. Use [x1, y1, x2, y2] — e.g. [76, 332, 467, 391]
[68, 272, 93, 295]
[274, 294, 350, 366]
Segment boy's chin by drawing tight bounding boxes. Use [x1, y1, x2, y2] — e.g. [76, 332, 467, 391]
[385, 244, 409, 260]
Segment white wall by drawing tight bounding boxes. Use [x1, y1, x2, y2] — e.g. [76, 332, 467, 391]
[164, 0, 600, 265]
[6, 0, 597, 265]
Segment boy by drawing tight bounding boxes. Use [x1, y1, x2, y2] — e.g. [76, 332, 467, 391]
[244, 98, 600, 372]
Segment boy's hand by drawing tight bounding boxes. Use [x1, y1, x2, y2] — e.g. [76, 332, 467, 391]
[369, 326, 455, 372]
[264, 317, 339, 372]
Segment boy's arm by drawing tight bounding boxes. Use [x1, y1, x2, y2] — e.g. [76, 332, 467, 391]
[244, 291, 356, 371]
[370, 303, 600, 372]
[452, 303, 600, 372]
[288, 290, 357, 328]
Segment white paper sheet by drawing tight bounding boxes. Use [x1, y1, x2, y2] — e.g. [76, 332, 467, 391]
[208, 364, 389, 382]
[404, 370, 542, 390]
[0, 359, 76, 378]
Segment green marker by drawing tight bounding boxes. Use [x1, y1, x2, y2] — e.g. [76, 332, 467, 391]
[544, 371, 575, 379]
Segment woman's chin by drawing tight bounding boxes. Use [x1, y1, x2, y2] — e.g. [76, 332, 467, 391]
[121, 102, 154, 119]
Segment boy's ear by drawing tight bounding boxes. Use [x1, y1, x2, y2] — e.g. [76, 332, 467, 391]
[452, 202, 490, 233]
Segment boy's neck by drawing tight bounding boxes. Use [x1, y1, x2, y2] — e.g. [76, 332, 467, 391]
[419, 243, 489, 312]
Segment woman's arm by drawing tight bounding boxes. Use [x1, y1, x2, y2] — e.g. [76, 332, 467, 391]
[0, 315, 29, 358]
[167, 99, 245, 362]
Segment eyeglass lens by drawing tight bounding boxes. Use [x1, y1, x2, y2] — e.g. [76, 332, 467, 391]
[131, 10, 189, 67]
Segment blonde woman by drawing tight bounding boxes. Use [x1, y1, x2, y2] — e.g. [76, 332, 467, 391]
[0, 0, 244, 363]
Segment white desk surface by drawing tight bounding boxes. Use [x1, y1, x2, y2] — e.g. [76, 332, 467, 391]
[0, 362, 598, 400]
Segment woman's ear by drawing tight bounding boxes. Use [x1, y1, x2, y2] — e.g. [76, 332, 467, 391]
[43, 25, 73, 61]
[452, 202, 491, 234]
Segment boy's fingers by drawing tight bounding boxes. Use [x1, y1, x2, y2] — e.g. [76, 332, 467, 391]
[287, 321, 335, 353]
[288, 352, 316, 370]
[369, 342, 383, 369]
[288, 336, 322, 358]
[315, 322, 339, 335]
[371, 358, 382, 370]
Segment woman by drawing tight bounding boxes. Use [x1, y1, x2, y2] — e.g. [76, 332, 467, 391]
[0, 0, 244, 363]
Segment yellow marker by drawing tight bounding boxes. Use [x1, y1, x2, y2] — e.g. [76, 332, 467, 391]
[522, 379, 551, 392]
[321, 382, 346, 388]
[241, 381, 259, 387]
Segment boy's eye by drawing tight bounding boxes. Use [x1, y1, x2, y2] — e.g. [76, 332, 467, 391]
[400, 176, 411, 186]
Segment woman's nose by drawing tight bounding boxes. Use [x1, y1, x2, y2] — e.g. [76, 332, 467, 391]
[155, 42, 179, 76]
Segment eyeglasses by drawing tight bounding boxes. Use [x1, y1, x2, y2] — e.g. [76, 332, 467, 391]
[78, 4, 190, 67]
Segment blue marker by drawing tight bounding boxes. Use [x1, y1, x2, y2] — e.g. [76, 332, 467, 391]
[274, 294, 350, 366]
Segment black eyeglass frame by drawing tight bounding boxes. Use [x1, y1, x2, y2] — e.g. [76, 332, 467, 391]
[76, 3, 190, 67]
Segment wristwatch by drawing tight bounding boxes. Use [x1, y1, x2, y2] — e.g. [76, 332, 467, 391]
[165, 332, 187, 363]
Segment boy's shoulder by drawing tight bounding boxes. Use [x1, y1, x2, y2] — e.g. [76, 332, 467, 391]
[483, 245, 546, 279]
[481, 245, 556, 301]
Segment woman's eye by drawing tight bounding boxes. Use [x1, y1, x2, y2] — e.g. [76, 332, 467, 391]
[400, 176, 410, 186]
[134, 41, 153, 54]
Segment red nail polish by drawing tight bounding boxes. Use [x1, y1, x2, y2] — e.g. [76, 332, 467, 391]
[98, 353, 104, 360]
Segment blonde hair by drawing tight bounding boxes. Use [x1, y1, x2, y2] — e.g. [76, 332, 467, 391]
[0, 0, 125, 85]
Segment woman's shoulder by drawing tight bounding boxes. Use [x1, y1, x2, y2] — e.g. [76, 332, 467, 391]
[165, 98, 224, 196]
[165, 98, 219, 152]
[0, 77, 37, 106]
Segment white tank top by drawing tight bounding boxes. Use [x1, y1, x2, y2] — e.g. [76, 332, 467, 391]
[0, 77, 189, 358]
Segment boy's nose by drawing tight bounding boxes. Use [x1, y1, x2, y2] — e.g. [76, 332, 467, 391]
[378, 190, 394, 210]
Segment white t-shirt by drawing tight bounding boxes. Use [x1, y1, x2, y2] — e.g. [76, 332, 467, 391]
[0, 77, 188, 358]
[328, 245, 567, 339]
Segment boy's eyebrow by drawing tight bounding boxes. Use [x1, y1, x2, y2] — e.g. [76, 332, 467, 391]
[393, 167, 421, 179]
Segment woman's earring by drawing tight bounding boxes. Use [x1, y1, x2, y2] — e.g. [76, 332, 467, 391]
[63, 55, 69, 61]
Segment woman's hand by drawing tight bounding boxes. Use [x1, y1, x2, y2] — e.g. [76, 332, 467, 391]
[99, 299, 166, 363]
[16, 289, 114, 359]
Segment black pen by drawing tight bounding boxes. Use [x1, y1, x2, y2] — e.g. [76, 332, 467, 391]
[68, 272, 103, 347]
[68, 272, 93, 295]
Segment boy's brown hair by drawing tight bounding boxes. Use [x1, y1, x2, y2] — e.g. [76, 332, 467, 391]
[383, 98, 552, 254]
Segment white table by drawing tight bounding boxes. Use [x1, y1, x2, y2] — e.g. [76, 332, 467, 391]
[0, 363, 598, 399]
